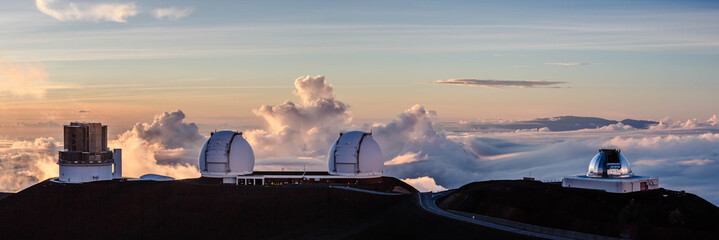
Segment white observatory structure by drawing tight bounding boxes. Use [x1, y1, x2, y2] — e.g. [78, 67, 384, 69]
[58, 122, 122, 183]
[327, 131, 383, 177]
[199, 131, 255, 183]
[562, 149, 658, 193]
[199, 130, 386, 185]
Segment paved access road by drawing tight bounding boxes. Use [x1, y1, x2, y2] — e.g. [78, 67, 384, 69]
[417, 192, 622, 240]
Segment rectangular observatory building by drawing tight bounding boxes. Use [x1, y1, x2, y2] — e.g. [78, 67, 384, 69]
[58, 122, 122, 183]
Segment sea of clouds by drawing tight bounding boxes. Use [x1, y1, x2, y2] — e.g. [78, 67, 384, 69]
[2, 75, 718, 205]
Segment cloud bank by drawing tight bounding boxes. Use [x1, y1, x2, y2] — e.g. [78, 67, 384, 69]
[36, 0, 139, 23]
[0, 138, 58, 192]
[0, 110, 203, 193]
[431, 78, 566, 88]
[153, 7, 193, 20]
[3, 75, 719, 206]
[402, 176, 447, 192]
[0, 55, 49, 98]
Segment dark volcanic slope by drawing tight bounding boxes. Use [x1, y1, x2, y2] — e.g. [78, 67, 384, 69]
[437, 180, 719, 239]
[0, 192, 11, 200]
[0, 178, 528, 240]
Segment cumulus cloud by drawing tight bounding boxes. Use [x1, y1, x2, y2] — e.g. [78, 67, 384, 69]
[5, 74, 719, 207]
[153, 7, 193, 20]
[0, 138, 59, 192]
[0, 110, 204, 192]
[430, 78, 566, 88]
[514, 127, 551, 133]
[402, 176, 447, 192]
[115, 110, 205, 166]
[245, 75, 351, 158]
[238, 76, 483, 188]
[545, 62, 592, 66]
[649, 116, 719, 130]
[597, 123, 635, 131]
[35, 0, 138, 23]
[0, 55, 49, 98]
[372, 105, 484, 188]
[110, 135, 199, 179]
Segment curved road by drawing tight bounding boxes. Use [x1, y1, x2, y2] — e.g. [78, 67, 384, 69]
[417, 191, 623, 240]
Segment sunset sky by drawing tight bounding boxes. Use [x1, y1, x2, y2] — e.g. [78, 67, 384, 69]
[3, 0, 719, 130]
[2, 1, 719, 203]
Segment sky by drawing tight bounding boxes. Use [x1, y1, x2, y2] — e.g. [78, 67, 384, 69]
[2, 1, 719, 204]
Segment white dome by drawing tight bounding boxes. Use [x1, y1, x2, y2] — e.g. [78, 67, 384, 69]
[327, 131, 383, 176]
[587, 149, 633, 178]
[199, 131, 254, 178]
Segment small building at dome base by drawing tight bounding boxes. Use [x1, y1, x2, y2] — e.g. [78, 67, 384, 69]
[562, 149, 658, 193]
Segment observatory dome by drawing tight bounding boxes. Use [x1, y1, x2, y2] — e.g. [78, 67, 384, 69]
[199, 131, 254, 178]
[327, 131, 383, 176]
[587, 149, 633, 178]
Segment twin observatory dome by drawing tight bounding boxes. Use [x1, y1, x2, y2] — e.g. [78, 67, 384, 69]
[54, 122, 658, 195]
[199, 130, 384, 185]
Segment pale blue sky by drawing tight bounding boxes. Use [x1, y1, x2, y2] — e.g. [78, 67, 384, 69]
[2, 0, 719, 127]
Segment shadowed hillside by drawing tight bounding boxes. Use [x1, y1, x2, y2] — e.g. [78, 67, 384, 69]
[437, 180, 719, 239]
[0, 178, 527, 240]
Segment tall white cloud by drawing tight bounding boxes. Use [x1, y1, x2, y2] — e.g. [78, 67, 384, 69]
[114, 110, 205, 167]
[153, 7, 194, 20]
[245, 75, 351, 158]
[35, 0, 138, 23]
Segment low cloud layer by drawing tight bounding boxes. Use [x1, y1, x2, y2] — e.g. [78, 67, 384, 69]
[0, 138, 58, 192]
[402, 176, 447, 192]
[3, 75, 719, 206]
[35, 0, 139, 23]
[153, 7, 194, 20]
[0, 55, 49, 98]
[0, 110, 203, 193]
[431, 78, 566, 88]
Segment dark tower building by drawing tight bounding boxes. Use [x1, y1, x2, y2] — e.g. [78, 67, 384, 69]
[58, 122, 122, 183]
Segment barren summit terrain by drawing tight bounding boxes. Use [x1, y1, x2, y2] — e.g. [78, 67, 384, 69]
[3, 178, 717, 239]
[437, 180, 719, 239]
[0, 177, 526, 240]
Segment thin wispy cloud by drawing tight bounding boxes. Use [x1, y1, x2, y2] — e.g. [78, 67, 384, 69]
[35, 0, 138, 23]
[545, 62, 592, 66]
[431, 78, 566, 89]
[0, 54, 49, 98]
[153, 7, 194, 20]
